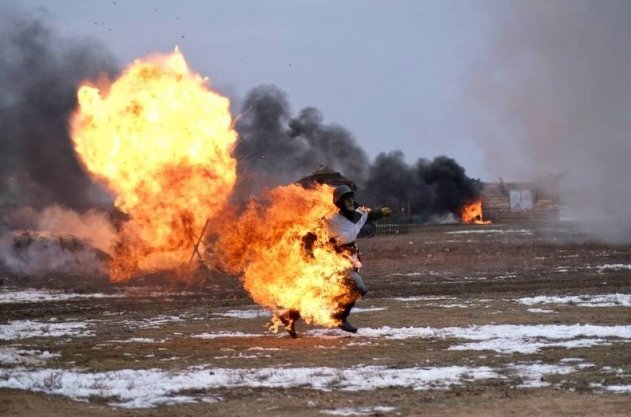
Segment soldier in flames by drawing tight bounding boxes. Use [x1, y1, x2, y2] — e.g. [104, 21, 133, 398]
[277, 185, 391, 337]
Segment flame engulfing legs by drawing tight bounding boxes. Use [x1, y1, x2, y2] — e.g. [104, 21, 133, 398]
[71, 49, 237, 281]
[214, 184, 358, 330]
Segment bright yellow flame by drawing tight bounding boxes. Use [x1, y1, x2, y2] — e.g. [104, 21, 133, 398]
[71, 49, 237, 281]
[215, 184, 356, 327]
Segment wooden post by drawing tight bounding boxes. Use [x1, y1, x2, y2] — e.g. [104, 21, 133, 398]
[189, 218, 210, 265]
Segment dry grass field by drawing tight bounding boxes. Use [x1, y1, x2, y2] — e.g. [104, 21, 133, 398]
[1, 222, 630, 416]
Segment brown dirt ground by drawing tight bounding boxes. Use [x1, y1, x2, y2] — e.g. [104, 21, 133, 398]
[1, 222, 630, 416]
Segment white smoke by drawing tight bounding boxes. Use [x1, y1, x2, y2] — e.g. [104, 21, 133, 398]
[468, 1, 631, 240]
[32, 206, 114, 252]
[0, 206, 115, 276]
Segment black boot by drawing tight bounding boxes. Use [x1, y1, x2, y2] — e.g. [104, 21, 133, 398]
[339, 319, 357, 333]
[336, 302, 358, 333]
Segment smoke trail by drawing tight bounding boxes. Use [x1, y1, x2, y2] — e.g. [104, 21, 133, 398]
[0, 8, 117, 210]
[468, 1, 631, 239]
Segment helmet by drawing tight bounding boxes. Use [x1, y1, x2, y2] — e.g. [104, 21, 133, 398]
[333, 185, 354, 204]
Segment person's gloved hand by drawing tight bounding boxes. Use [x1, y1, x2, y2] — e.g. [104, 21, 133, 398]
[380, 207, 392, 217]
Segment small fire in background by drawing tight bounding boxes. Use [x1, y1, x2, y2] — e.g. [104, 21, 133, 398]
[214, 184, 356, 328]
[70, 48, 237, 281]
[460, 198, 491, 225]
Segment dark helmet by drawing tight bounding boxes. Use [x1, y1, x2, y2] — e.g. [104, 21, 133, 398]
[333, 185, 354, 204]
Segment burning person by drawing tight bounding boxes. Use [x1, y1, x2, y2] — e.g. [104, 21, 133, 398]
[278, 184, 392, 337]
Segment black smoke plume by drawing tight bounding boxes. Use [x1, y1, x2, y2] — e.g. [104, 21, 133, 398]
[0, 8, 117, 211]
[234, 85, 370, 197]
[233, 86, 482, 221]
[362, 152, 482, 222]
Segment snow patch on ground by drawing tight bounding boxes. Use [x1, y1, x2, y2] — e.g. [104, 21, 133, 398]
[105, 338, 168, 344]
[351, 307, 388, 313]
[443, 325, 631, 354]
[445, 229, 534, 235]
[390, 272, 423, 277]
[559, 358, 585, 363]
[116, 287, 197, 298]
[392, 296, 457, 302]
[192, 332, 264, 339]
[451, 325, 631, 354]
[0, 289, 121, 304]
[605, 385, 631, 393]
[506, 363, 576, 388]
[527, 308, 555, 314]
[119, 315, 186, 329]
[248, 347, 281, 351]
[308, 324, 631, 354]
[0, 362, 594, 409]
[0, 348, 60, 366]
[597, 264, 631, 273]
[213, 309, 272, 319]
[320, 406, 396, 416]
[516, 294, 631, 308]
[0, 320, 93, 341]
[0, 365, 499, 408]
[126, 338, 163, 343]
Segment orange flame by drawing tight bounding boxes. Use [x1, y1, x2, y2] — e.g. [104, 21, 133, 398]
[70, 49, 361, 328]
[70, 49, 237, 281]
[460, 198, 491, 224]
[214, 184, 356, 328]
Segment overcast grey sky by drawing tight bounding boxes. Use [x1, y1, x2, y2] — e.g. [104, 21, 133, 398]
[15, 0, 492, 178]
[11, 0, 631, 201]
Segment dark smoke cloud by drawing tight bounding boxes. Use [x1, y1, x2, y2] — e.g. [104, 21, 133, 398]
[468, 1, 631, 239]
[0, 8, 117, 210]
[0, 9, 117, 278]
[234, 85, 370, 194]
[420, 156, 483, 216]
[362, 152, 482, 222]
[234, 85, 482, 221]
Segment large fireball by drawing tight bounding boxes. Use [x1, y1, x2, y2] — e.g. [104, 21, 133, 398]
[71, 49, 237, 281]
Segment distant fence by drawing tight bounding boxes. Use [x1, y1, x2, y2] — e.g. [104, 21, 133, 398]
[375, 221, 409, 235]
[374, 207, 410, 235]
